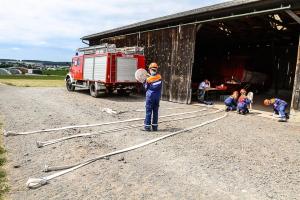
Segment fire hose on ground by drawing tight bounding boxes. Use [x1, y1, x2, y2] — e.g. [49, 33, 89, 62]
[4, 108, 209, 137]
[26, 113, 227, 188]
[37, 109, 222, 148]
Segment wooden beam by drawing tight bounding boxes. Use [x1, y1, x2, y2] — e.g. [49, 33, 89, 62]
[285, 10, 300, 24]
[291, 34, 300, 111]
[196, 24, 203, 33]
[259, 15, 290, 29]
[210, 22, 256, 41]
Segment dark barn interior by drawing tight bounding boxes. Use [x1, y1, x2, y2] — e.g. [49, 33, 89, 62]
[192, 11, 299, 96]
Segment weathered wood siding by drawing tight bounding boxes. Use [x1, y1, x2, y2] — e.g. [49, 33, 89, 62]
[272, 46, 298, 91]
[91, 24, 197, 103]
[291, 36, 300, 110]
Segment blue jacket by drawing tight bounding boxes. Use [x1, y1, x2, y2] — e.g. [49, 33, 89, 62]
[224, 96, 237, 106]
[271, 98, 287, 112]
[238, 97, 251, 110]
[143, 73, 162, 100]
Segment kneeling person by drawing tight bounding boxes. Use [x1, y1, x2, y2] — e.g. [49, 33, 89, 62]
[224, 91, 238, 111]
[237, 89, 251, 114]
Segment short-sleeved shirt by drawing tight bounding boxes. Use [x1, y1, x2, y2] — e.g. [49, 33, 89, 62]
[198, 81, 209, 89]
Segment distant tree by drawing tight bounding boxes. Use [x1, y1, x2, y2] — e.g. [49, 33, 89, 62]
[0, 62, 13, 68]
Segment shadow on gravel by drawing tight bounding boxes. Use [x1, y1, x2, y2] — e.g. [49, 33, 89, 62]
[70, 89, 146, 103]
[248, 112, 262, 116]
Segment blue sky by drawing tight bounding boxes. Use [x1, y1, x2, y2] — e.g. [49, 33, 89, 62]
[0, 0, 227, 62]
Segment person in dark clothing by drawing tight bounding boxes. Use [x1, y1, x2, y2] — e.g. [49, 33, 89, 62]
[142, 62, 162, 131]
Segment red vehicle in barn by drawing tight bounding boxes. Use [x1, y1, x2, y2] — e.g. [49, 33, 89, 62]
[218, 56, 270, 94]
[65, 44, 145, 97]
[192, 56, 270, 94]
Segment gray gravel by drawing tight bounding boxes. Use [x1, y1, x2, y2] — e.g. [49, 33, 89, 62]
[0, 84, 300, 200]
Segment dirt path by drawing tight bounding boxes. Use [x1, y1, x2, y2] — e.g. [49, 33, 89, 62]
[0, 84, 299, 200]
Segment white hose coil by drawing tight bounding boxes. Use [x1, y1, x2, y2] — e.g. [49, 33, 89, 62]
[37, 109, 222, 148]
[26, 113, 227, 188]
[4, 108, 207, 137]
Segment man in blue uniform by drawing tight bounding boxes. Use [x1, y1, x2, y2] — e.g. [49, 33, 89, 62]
[264, 98, 288, 122]
[142, 62, 162, 131]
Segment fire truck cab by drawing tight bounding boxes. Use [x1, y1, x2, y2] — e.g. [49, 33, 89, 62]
[65, 43, 145, 97]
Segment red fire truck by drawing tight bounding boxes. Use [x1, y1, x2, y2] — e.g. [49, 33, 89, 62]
[65, 44, 145, 97]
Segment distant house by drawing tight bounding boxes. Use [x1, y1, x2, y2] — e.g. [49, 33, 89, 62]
[27, 69, 42, 75]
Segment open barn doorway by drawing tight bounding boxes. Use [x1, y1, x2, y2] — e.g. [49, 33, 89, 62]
[191, 11, 299, 114]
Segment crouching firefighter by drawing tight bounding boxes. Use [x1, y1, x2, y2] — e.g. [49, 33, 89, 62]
[264, 98, 288, 122]
[142, 62, 162, 131]
[237, 89, 251, 114]
[224, 91, 238, 111]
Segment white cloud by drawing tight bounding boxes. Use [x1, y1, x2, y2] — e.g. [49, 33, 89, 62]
[11, 47, 21, 50]
[36, 41, 48, 46]
[0, 0, 227, 61]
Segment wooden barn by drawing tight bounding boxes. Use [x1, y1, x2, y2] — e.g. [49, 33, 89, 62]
[80, 0, 300, 120]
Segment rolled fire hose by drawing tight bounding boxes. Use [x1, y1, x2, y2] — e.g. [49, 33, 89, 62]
[4, 108, 208, 137]
[37, 109, 222, 147]
[26, 113, 228, 188]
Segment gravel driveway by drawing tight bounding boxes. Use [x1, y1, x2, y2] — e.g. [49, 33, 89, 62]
[0, 84, 299, 200]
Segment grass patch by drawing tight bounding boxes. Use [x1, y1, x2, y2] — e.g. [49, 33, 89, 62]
[41, 70, 68, 76]
[3, 83, 13, 86]
[0, 158, 6, 166]
[0, 122, 9, 198]
[0, 74, 64, 80]
[0, 147, 6, 155]
[0, 74, 65, 87]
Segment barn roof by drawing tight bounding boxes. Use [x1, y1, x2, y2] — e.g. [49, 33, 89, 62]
[81, 0, 300, 41]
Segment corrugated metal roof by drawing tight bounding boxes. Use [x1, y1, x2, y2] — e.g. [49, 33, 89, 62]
[81, 0, 261, 40]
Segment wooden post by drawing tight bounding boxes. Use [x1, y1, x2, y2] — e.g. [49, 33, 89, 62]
[290, 34, 300, 113]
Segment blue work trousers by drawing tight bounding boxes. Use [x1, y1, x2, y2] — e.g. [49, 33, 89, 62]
[225, 102, 236, 110]
[274, 104, 287, 119]
[144, 98, 160, 131]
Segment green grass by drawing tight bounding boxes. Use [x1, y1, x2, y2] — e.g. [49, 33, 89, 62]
[3, 83, 13, 86]
[0, 147, 6, 155]
[0, 158, 6, 167]
[0, 123, 9, 198]
[41, 69, 69, 76]
[0, 74, 66, 87]
[0, 74, 65, 80]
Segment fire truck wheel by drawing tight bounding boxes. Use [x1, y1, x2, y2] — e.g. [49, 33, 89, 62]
[89, 83, 100, 98]
[66, 78, 75, 91]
